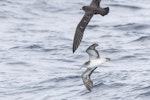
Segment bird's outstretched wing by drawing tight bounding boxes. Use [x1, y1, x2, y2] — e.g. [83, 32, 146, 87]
[90, 0, 101, 7]
[86, 43, 100, 60]
[73, 13, 93, 53]
[81, 67, 97, 91]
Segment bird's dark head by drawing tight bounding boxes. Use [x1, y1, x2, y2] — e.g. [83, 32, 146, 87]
[82, 6, 86, 10]
[82, 6, 89, 11]
[105, 58, 111, 61]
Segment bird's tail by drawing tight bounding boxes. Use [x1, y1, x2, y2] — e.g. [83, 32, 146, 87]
[101, 7, 109, 16]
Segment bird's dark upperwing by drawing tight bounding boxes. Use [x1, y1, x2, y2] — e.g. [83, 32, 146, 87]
[82, 67, 97, 91]
[86, 46, 100, 60]
[73, 13, 93, 53]
[90, 0, 101, 7]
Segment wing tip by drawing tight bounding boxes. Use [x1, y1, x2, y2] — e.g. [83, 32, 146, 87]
[73, 49, 75, 53]
[87, 87, 92, 92]
[72, 41, 80, 53]
[72, 44, 77, 53]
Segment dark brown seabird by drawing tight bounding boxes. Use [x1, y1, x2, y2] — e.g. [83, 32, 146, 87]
[73, 0, 109, 53]
[81, 43, 110, 91]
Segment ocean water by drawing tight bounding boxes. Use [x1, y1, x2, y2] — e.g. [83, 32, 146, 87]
[0, 0, 150, 100]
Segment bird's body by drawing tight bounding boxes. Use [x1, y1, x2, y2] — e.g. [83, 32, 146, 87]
[82, 6, 109, 15]
[83, 58, 109, 68]
[73, 0, 109, 53]
[81, 43, 110, 91]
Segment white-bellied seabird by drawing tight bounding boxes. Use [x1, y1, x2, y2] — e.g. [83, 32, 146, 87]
[73, 0, 109, 53]
[81, 43, 110, 91]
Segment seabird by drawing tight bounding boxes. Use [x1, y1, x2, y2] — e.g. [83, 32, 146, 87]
[73, 0, 109, 53]
[81, 43, 110, 91]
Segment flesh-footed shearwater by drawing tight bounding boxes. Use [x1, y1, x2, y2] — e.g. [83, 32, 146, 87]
[73, 0, 109, 53]
[81, 43, 110, 91]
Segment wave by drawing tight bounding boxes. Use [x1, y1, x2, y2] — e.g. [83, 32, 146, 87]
[109, 4, 142, 10]
[132, 36, 150, 42]
[114, 23, 150, 31]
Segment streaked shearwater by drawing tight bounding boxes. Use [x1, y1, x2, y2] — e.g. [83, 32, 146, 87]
[73, 0, 109, 53]
[81, 43, 110, 91]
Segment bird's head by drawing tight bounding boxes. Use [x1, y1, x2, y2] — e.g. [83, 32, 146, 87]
[82, 6, 88, 11]
[105, 58, 111, 62]
[82, 6, 86, 10]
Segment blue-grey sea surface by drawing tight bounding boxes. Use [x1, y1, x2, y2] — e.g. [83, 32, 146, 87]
[0, 0, 150, 100]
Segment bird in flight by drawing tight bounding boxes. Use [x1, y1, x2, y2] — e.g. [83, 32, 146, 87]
[81, 43, 110, 91]
[72, 0, 109, 53]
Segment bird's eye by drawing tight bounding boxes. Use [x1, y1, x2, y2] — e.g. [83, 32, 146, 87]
[82, 6, 87, 10]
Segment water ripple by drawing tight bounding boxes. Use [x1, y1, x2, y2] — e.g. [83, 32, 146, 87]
[109, 4, 142, 10]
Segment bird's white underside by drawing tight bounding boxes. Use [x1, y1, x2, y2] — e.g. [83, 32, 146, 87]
[86, 58, 107, 68]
